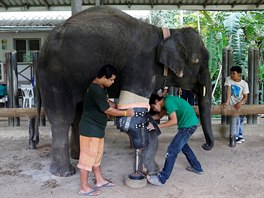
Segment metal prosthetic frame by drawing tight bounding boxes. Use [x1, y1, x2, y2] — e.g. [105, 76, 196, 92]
[116, 91, 161, 185]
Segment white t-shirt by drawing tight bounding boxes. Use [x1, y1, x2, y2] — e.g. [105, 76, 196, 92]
[225, 76, 249, 105]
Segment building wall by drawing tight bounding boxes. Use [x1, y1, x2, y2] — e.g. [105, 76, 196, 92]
[0, 31, 50, 84]
[0, 31, 49, 61]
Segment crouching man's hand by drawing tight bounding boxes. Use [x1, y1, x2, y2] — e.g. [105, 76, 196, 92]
[147, 123, 155, 131]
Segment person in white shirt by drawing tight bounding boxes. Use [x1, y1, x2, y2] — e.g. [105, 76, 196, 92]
[224, 66, 249, 144]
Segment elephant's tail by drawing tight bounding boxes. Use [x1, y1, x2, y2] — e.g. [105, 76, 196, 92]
[34, 75, 42, 145]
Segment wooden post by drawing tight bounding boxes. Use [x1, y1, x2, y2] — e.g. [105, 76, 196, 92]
[221, 48, 228, 124]
[229, 117, 236, 147]
[28, 118, 37, 149]
[71, 0, 82, 16]
[247, 47, 254, 124]
[253, 49, 259, 124]
[260, 82, 264, 104]
[95, 0, 101, 6]
[5, 51, 20, 126]
[221, 47, 232, 124]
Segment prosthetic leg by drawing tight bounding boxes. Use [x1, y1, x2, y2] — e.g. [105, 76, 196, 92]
[116, 107, 161, 188]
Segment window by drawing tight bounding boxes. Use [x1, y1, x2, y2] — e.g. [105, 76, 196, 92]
[14, 39, 40, 63]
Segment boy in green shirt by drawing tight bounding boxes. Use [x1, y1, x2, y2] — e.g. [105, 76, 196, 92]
[147, 94, 203, 187]
[77, 64, 134, 196]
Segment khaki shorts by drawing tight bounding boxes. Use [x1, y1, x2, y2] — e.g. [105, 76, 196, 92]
[77, 136, 104, 171]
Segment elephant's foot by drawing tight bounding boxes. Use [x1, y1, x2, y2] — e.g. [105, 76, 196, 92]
[202, 143, 214, 151]
[50, 162, 76, 177]
[142, 161, 160, 174]
[140, 163, 159, 175]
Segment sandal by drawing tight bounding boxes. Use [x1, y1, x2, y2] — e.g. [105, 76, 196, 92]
[78, 188, 101, 196]
[95, 180, 115, 188]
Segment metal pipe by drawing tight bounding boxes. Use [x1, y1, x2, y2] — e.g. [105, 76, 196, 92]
[134, 149, 140, 172]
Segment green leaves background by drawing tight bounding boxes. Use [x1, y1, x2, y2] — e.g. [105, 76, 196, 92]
[150, 11, 264, 104]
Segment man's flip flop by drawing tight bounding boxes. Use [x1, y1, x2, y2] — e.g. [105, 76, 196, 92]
[95, 181, 115, 188]
[78, 189, 100, 196]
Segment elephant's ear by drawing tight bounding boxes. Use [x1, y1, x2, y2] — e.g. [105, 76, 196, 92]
[157, 34, 188, 75]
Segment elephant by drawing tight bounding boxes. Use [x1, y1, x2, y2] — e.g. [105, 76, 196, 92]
[35, 6, 214, 177]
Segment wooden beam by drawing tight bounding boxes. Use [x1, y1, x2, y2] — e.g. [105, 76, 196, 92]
[0, 105, 263, 119]
[0, 108, 45, 118]
[193, 105, 264, 116]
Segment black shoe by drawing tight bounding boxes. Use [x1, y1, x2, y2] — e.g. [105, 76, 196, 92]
[236, 137, 244, 144]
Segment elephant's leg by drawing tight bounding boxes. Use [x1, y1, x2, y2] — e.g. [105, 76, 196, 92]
[141, 131, 159, 174]
[42, 89, 76, 177]
[70, 102, 82, 159]
[50, 123, 76, 177]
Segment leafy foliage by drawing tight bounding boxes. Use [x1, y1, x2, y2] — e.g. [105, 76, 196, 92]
[150, 10, 264, 104]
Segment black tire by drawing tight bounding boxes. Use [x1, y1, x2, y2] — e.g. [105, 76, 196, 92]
[124, 174, 147, 188]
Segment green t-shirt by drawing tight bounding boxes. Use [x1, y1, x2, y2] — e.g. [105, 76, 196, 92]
[165, 95, 199, 128]
[79, 83, 110, 138]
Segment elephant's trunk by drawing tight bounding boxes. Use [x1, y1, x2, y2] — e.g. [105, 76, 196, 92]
[197, 85, 214, 151]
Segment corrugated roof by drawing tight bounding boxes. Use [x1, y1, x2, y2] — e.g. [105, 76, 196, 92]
[0, 12, 70, 26]
[0, 10, 150, 32]
[0, 0, 263, 11]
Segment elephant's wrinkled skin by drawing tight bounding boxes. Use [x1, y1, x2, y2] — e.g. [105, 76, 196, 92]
[36, 6, 214, 177]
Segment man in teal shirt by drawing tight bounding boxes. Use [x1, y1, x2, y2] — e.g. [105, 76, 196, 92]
[147, 94, 203, 187]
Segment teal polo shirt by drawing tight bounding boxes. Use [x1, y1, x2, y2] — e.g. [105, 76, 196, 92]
[164, 95, 199, 129]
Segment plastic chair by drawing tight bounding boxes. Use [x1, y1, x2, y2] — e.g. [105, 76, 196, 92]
[21, 84, 34, 108]
[0, 95, 8, 107]
[0, 84, 8, 107]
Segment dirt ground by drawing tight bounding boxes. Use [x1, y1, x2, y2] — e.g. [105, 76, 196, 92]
[0, 117, 263, 198]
